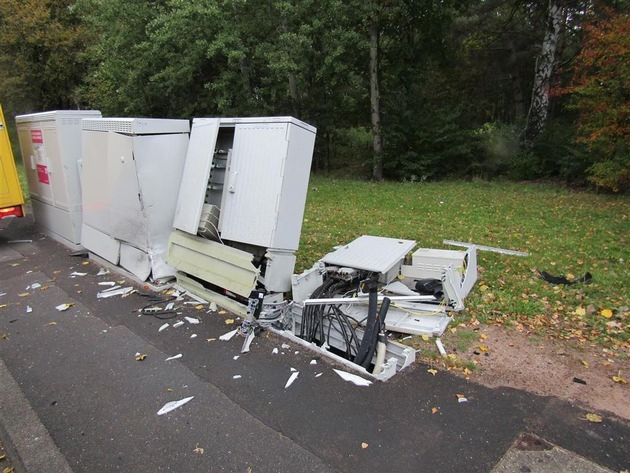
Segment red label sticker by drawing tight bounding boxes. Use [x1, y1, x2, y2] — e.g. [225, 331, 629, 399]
[31, 129, 44, 144]
[36, 164, 50, 184]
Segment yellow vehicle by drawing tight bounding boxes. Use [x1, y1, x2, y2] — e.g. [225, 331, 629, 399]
[0, 103, 25, 219]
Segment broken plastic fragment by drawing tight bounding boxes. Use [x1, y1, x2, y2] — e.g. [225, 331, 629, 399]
[333, 369, 372, 387]
[26, 306, 32, 313]
[165, 354, 183, 361]
[272, 348, 279, 354]
[97, 287, 134, 299]
[219, 329, 238, 341]
[315, 373, 323, 378]
[281, 343, 290, 349]
[285, 371, 299, 389]
[310, 360, 317, 365]
[159, 323, 169, 332]
[209, 302, 218, 312]
[135, 354, 147, 361]
[190, 334, 197, 339]
[361, 442, 369, 449]
[157, 396, 194, 416]
[435, 339, 447, 357]
[184, 316, 200, 325]
[97, 268, 110, 276]
[172, 321, 184, 328]
[30, 283, 41, 289]
[165, 302, 175, 311]
[233, 375, 242, 379]
[233, 355, 240, 361]
[290, 367, 297, 372]
[70, 272, 87, 277]
[55, 303, 74, 311]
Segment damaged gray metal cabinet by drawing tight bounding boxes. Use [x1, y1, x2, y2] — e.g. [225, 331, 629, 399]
[174, 117, 316, 250]
[172, 116, 316, 292]
[81, 118, 190, 281]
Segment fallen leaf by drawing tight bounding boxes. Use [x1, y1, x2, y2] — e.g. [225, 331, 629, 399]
[55, 303, 74, 311]
[455, 393, 466, 399]
[600, 309, 613, 319]
[447, 354, 457, 361]
[479, 284, 489, 292]
[82, 261, 90, 265]
[225, 318, 235, 325]
[195, 304, 204, 310]
[3, 466, 15, 473]
[206, 338, 216, 342]
[427, 368, 438, 376]
[612, 371, 627, 384]
[421, 334, 430, 341]
[581, 360, 589, 368]
[575, 307, 586, 316]
[193, 444, 204, 454]
[0, 304, 7, 309]
[478, 345, 489, 352]
[0, 454, 5, 461]
[431, 407, 439, 414]
[361, 442, 368, 449]
[18, 292, 29, 297]
[46, 322, 57, 326]
[584, 413, 602, 423]
[135, 354, 147, 361]
[1, 333, 8, 340]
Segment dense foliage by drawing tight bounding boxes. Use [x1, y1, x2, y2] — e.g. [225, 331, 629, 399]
[0, 0, 628, 190]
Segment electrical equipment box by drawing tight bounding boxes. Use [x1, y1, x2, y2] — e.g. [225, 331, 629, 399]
[15, 110, 102, 247]
[0, 104, 25, 219]
[81, 118, 190, 282]
[168, 116, 316, 312]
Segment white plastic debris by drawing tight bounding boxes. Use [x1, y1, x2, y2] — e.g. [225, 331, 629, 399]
[55, 303, 72, 311]
[184, 316, 200, 324]
[285, 372, 299, 389]
[165, 302, 175, 311]
[333, 369, 372, 387]
[435, 339, 447, 357]
[281, 343, 290, 349]
[190, 334, 197, 339]
[70, 272, 87, 277]
[209, 302, 218, 312]
[172, 321, 185, 328]
[97, 287, 134, 299]
[310, 360, 317, 365]
[233, 375, 242, 379]
[315, 373, 323, 378]
[97, 268, 110, 276]
[159, 323, 170, 332]
[272, 348, 279, 355]
[458, 397, 468, 403]
[157, 396, 194, 416]
[290, 367, 297, 372]
[30, 283, 42, 289]
[219, 329, 238, 341]
[98, 281, 116, 286]
[165, 354, 183, 361]
[233, 355, 240, 361]
[26, 306, 33, 313]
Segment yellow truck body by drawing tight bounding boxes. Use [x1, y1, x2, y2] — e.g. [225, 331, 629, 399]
[0, 103, 25, 218]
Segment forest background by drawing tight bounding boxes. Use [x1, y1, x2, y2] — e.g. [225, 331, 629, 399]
[0, 0, 628, 191]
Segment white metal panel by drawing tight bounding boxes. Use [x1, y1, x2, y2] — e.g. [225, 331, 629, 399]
[272, 123, 316, 251]
[216, 116, 316, 133]
[119, 242, 152, 281]
[15, 110, 101, 124]
[220, 123, 289, 248]
[321, 235, 417, 273]
[173, 118, 220, 234]
[81, 224, 120, 264]
[81, 130, 111, 235]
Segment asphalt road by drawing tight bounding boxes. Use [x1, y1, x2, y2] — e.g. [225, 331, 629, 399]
[0, 215, 628, 472]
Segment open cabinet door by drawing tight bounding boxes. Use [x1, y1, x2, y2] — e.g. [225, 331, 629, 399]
[172, 118, 220, 235]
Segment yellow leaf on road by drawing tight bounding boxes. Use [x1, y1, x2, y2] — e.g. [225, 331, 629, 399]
[431, 407, 439, 414]
[361, 442, 368, 449]
[584, 413, 602, 423]
[478, 345, 489, 352]
[612, 371, 627, 384]
[581, 360, 589, 368]
[135, 354, 147, 361]
[225, 318, 235, 325]
[427, 368, 438, 376]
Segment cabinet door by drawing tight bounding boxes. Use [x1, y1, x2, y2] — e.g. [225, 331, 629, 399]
[42, 126, 70, 210]
[173, 118, 220, 234]
[220, 123, 288, 248]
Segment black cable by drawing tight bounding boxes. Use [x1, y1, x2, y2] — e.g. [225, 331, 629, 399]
[139, 295, 178, 319]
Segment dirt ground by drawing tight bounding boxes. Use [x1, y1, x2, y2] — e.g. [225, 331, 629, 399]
[447, 325, 630, 421]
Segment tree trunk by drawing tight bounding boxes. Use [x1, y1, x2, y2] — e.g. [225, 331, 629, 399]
[369, 21, 383, 181]
[523, 0, 565, 145]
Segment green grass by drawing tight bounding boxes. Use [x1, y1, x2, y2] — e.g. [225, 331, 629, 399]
[297, 176, 630, 354]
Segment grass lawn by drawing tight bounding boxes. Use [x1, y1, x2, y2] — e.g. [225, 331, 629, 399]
[297, 176, 630, 357]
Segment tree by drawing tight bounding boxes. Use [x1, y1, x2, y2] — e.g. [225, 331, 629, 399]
[567, 6, 630, 191]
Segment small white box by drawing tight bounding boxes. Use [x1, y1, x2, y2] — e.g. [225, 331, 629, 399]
[406, 248, 467, 279]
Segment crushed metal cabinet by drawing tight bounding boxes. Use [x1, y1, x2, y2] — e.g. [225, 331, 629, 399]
[170, 116, 316, 295]
[81, 118, 190, 281]
[173, 117, 316, 252]
[15, 110, 102, 248]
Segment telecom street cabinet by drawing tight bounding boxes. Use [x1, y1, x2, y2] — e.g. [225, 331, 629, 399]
[170, 116, 316, 297]
[81, 118, 190, 282]
[15, 110, 102, 247]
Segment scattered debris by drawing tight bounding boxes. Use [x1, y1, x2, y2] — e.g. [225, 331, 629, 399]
[613, 371, 627, 384]
[290, 367, 297, 372]
[70, 272, 87, 277]
[97, 268, 110, 276]
[272, 348, 279, 354]
[172, 321, 185, 328]
[135, 353, 147, 361]
[209, 302, 218, 312]
[26, 306, 32, 313]
[233, 375, 242, 379]
[219, 329, 238, 341]
[158, 323, 169, 332]
[539, 271, 592, 285]
[333, 369, 372, 387]
[157, 396, 194, 416]
[361, 442, 369, 449]
[310, 360, 317, 365]
[98, 281, 116, 287]
[28, 283, 41, 290]
[55, 303, 74, 311]
[315, 373, 322, 378]
[97, 287, 134, 299]
[435, 339, 447, 357]
[165, 354, 182, 361]
[233, 355, 240, 361]
[225, 318, 235, 325]
[8, 239, 32, 244]
[193, 444, 204, 455]
[573, 377, 587, 385]
[428, 368, 438, 375]
[285, 371, 299, 388]
[184, 316, 200, 325]
[583, 413, 603, 423]
[190, 334, 197, 339]
[281, 343, 290, 350]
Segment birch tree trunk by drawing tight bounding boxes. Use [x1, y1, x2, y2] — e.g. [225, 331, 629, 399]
[523, 0, 565, 145]
[369, 20, 384, 181]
